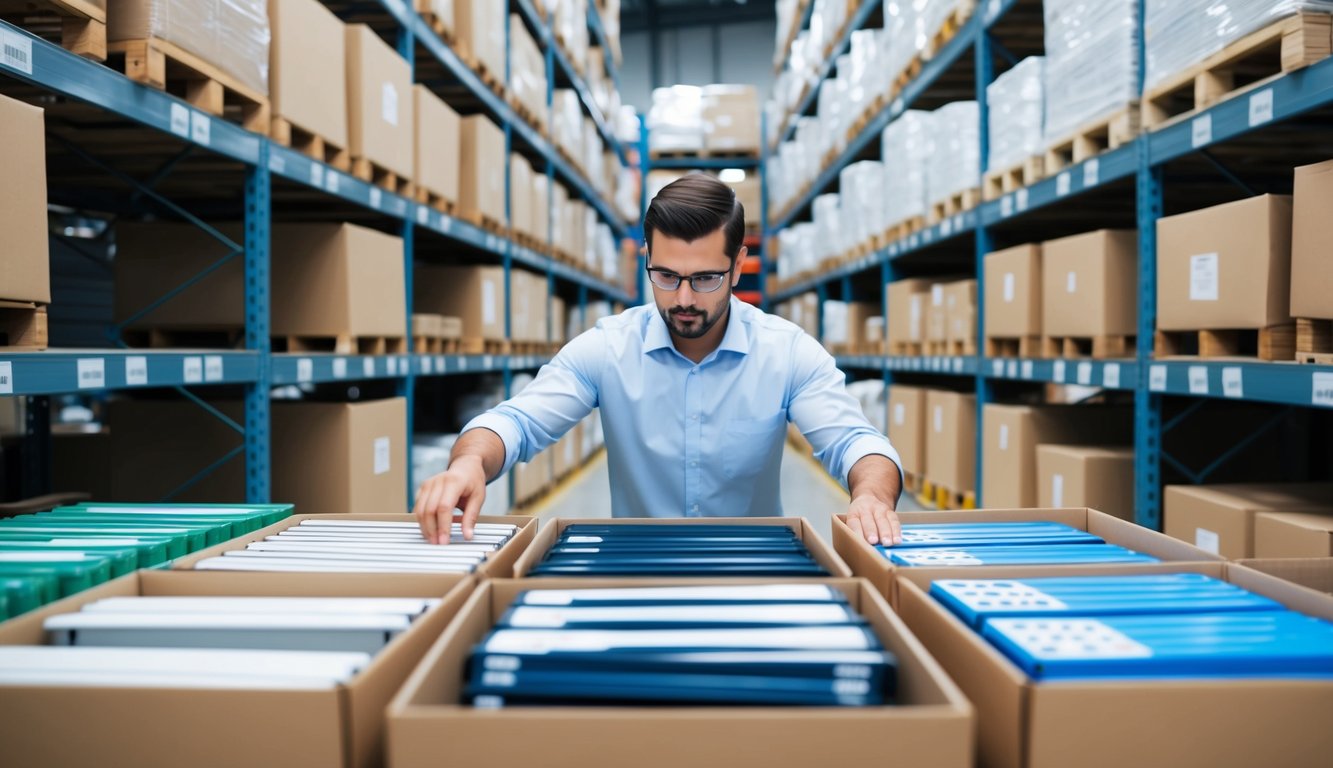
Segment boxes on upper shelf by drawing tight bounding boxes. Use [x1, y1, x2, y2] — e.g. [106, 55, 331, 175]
[944, 279, 977, 352]
[455, 0, 504, 81]
[926, 390, 975, 497]
[269, 223, 406, 342]
[982, 404, 1133, 509]
[415, 265, 506, 342]
[701, 84, 760, 154]
[1035, 445, 1135, 521]
[509, 153, 534, 240]
[345, 24, 414, 181]
[886, 278, 932, 353]
[1256, 512, 1333, 558]
[1041, 230, 1137, 356]
[271, 397, 408, 516]
[1291, 158, 1333, 320]
[984, 244, 1042, 350]
[269, 0, 347, 153]
[459, 115, 506, 226]
[413, 86, 460, 210]
[0, 94, 49, 305]
[887, 385, 927, 485]
[1164, 483, 1333, 559]
[109, 0, 270, 96]
[508, 14, 547, 130]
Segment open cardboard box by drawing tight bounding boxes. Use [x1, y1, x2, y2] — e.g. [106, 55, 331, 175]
[172, 513, 537, 579]
[895, 561, 1333, 768]
[0, 569, 476, 768]
[1236, 557, 1333, 594]
[386, 577, 974, 768]
[833, 508, 1224, 605]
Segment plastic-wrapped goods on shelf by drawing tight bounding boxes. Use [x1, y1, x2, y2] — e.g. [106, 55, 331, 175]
[764, 99, 784, 147]
[552, 89, 584, 162]
[646, 85, 704, 154]
[583, 116, 604, 186]
[839, 161, 886, 251]
[848, 380, 887, 432]
[880, 109, 932, 230]
[813, 193, 843, 263]
[808, 0, 849, 62]
[508, 14, 547, 130]
[774, 0, 801, 67]
[1043, 0, 1139, 143]
[555, 0, 591, 73]
[1145, 1, 1333, 91]
[913, 0, 969, 55]
[924, 101, 979, 206]
[816, 80, 846, 159]
[108, 0, 271, 95]
[986, 56, 1045, 172]
[702, 84, 760, 154]
[882, 0, 919, 87]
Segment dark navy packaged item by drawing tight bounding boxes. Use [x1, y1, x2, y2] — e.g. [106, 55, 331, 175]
[887, 543, 1159, 567]
[528, 523, 830, 577]
[894, 522, 1104, 548]
[510, 583, 847, 607]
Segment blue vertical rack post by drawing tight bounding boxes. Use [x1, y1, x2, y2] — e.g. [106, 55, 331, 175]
[972, 22, 995, 503]
[243, 144, 272, 504]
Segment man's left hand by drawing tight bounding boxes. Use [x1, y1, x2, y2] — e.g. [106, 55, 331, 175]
[846, 494, 901, 546]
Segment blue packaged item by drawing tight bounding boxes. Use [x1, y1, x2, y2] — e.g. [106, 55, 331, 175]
[892, 522, 1104, 548]
[887, 543, 1159, 567]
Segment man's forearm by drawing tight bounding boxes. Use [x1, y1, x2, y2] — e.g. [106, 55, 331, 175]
[448, 428, 508, 482]
[848, 455, 902, 507]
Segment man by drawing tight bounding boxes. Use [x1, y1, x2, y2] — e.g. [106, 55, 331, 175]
[414, 175, 903, 546]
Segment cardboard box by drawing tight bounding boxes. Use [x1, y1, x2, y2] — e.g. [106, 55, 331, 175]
[108, 399, 245, 502]
[1156, 194, 1292, 330]
[1164, 483, 1333, 559]
[512, 450, 551, 506]
[944, 279, 976, 347]
[511, 518, 854, 579]
[1034, 445, 1135, 521]
[1040, 229, 1137, 338]
[984, 244, 1041, 339]
[415, 265, 506, 341]
[1236, 558, 1333, 594]
[0, 569, 475, 768]
[531, 174, 551, 243]
[0, 92, 49, 304]
[172, 513, 537, 579]
[982, 404, 1132, 509]
[345, 24, 414, 179]
[507, 14, 546, 124]
[925, 390, 975, 493]
[724, 176, 761, 224]
[455, 0, 504, 94]
[109, 0, 267, 95]
[888, 385, 927, 479]
[1291, 158, 1333, 319]
[270, 223, 406, 338]
[271, 397, 407, 516]
[821, 301, 877, 346]
[896, 562, 1333, 768]
[413, 86, 460, 205]
[832, 507, 1224, 606]
[509, 153, 533, 238]
[1255, 511, 1333, 558]
[887, 278, 932, 347]
[387, 578, 973, 768]
[270, 0, 347, 148]
[459, 115, 506, 224]
[927, 282, 949, 342]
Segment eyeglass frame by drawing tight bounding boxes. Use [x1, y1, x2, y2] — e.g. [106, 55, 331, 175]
[645, 264, 736, 293]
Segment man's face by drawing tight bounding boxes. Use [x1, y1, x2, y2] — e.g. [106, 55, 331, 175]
[647, 228, 744, 339]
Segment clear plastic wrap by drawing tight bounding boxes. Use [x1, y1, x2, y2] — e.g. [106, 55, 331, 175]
[926, 101, 979, 203]
[881, 109, 932, 228]
[109, 0, 271, 95]
[646, 85, 704, 153]
[552, 89, 584, 160]
[883, 0, 918, 82]
[509, 15, 547, 125]
[1043, 0, 1138, 142]
[1145, 1, 1333, 90]
[813, 193, 842, 263]
[840, 161, 886, 248]
[986, 56, 1045, 171]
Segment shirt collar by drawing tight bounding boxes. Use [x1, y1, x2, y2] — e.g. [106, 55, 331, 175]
[642, 297, 752, 358]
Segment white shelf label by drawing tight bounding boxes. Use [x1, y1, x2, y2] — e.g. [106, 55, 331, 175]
[1103, 363, 1121, 389]
[1076, 361, 1093, 386]
[440, 215, 452, 232]
[483, 355, 494, 369]
[1313, 372, 1333, 407]
[125, 356, 149, 386]
[1056, 172, 1071, 197]
[992, 359, 1004, 377]
[1249, 89, 1274, 127]
[332, 358, 348, 379]
[169, 103, 190, 138]
[1021, 360, 1033, 379]
[1016, 188, 1029, 212]
[0, 360, 13, 394]
[417, 206, 429, 225]
[941, 217, 953, 236]
[190, 111, 211, 146]
[1083, 159, 1099, 188]
[1, 27, 33, 74]
[1000, 195, 1014, 218]
[387, 357, 398, 376]
[204, 355, 224, 382]
[363, 357, 376, 378]
[459, 357, 469, 371]
[1191, 114, 1212, 148]
[324, 171, 339, 193]
[988, 0, 1002, 21]
[297, 358, 313, 382]
[435, 356, 445, 371]
[953, 357, 964, 373]
[370, 188, 383, 208]
[1188, 365, 1209, 394]
[1006, 360, 1018, 378]
[309, 163, 324, 188]
[268, 152, 285, 174]
[183, 357, 203, 384]
[1222, 366, 1243, 399]
[1149, 364, 1168, 392]
[1053, 360, 1067, 383]
[422, 356, 433, 374]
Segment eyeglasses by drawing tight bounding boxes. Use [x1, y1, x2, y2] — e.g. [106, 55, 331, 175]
[646, 266, 733, 293]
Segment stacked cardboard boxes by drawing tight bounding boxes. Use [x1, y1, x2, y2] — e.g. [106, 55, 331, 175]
[415, 265, 506, 343]
[701, 84, 760, 155]
[269, 0, 347, 155]
[0, 94, 49, 351]
[886, 278, 932, 355]
[981, 404, 1133, 509]
[414, 86, 461, 210]
[346, 24, 414, 184]
[925, 390, 976, 498]
[459, 115, 507, 226]
[508, 14, 547, 131]
[1041, 230, 1137, 357]
[1165, 483, 1333, 559]
[1291, 159, 1333, 330]
[984, 243, 1042, 355]
[455, 0, 505, 80]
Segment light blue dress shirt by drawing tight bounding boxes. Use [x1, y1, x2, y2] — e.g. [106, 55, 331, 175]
[463, 297, 903, 517]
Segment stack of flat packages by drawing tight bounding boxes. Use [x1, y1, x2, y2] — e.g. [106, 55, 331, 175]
[1043, 0, 1138, 144]
[191, 518, 517, 574]
[924, 101, 979, 208]
[527, 524, 830, 577]
[464, 583, 897, 707]
[880, 110, 931, 231]
[882, 521, 1160, 567]
[986, 56, 1045, 173]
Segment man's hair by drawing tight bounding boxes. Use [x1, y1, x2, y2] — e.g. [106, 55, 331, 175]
[644, 174, 746, 262]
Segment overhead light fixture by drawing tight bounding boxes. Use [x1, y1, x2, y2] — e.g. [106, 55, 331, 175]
[719, 168, 746, 183]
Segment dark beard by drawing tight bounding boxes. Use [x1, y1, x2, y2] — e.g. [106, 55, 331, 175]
[662, 299, 729, 339]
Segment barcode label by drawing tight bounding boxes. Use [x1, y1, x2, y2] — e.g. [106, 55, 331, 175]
[1053, 360, 1067, 383]
[1188, 366, 1209, 394]
[1006, 360, 1018, 378]
[297, 358, 313, 382]
[332, 358, 348, 379]
[204, 355, 224, 382]
[1222, 366, 1243, 398]
[1056, 172, 1071, 197]
[1077, 362, 1092, 386]
[363, 357, 375, 377]
[1249, 89, 1273, 127]
[1, 29, 33, 75]
[1083, 159, 1099, 187]
[1103, 363, 1121, 388]
[183, 357, 203, 384]
[1191, 115, 1212, 148]
[125, 356, 149, 386]
[190, 111, 211, 146]
[1313, 373, 1333, 407]
[1149, 364, 1168, 392]
[0, 361, 13, 394]
[169, 103, 190, 138]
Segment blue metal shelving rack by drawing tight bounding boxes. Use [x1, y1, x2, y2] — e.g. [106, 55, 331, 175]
[764, 0, 1333, 528]
[0, 0, 636, 506]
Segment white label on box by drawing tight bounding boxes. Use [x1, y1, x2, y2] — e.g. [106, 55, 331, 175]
[1021, 360, 1034, 379]
[933, 406, 943, 433]
[325, 171, 339, 193]
[370, 188, 382, 208]
[1077, 361, 1092, 386]
[1313, 373, 1333, 407]
[1000, 195, 1014, 218]
[1191, 114, 1212, 148]
[1066, 271, 1077, 294]
[1188, 365, 1209, 394]
[388, 357, 398, 376]
[373, 437, 392, 475]
[169, 103, 190, 138]
[125, 356, 148, 386]
[0, 361, 13, 395]
[1053, 360, 1067, 383]
[992, 359, 1004, 377]
[1084, 158, 1099, 187]
[183, 357, 203, 384]
[932, 284, 944, 306]
[310, 163, 324, 188]
[190, 111, 211, 146]
[363, 357, 376, 378]
[422, 356, 433, 374]
[998, 424, 1009, 451]
[1051, 474, 1064, 508]
[382, 82, 399, 126]
[204, 355, 224, 382]
[1056, 172, 1071, 197]
[1003, 273, 1015, 303]
[1103, 363, 1121, 388]
[1194, 527, 1220, 555]
[332, 358, 348, 379]
[1, 28, 34, 74]
[483, 280, 498, 326]
[909, 296, 922, 338]
[1189, 253, 1220, 301]
[1016, 188, 1029, 212]
[417, 206, 429, 225]
[1222, 366, 1243, 398]
[1249, 89, 1274, 127]
[297, 358, 313, 383]
[1007, 360, 1018, 378]
[893, 403, 905, 426]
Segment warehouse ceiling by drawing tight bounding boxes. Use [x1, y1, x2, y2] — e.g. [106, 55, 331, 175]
[621, 0, 776, 32]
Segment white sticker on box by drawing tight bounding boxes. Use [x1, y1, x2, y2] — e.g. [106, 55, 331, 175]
[1083, 158, 1099, 187]
[1003, 273, 1015, 303]
[125, 356, 148, 386]
[1056, 172, 1071, 197]
[1313, 372, 1333, 407]
[1051, 474, 1064, 508]
[1222, 366, 1243, 398]
[483, 280, 497, 326]
[1103, 363, 1121, 389]
[382, 82, 399, 126]
[1189, 253, 1219, 301]
[1053, 360, 1067, 383]
[297, 358, 313, 382]
[1149, 364, 1168, 392]
[1194, 527, 1220, 555]
[1, 27, 34, 75]
[909, 295, 922, 338]
[1021, 360, 1034, 379]
[333, 358, 348, 379]
[1249, 89, 1274, 127]
[1016, 188, 1028, 212]
[998, 424, 1009, 451]
[1188, 365, 1209, 394]
[932, 284, 944, 306]
[933, 406, 943, 433]
[893, 403, 905, 426]
[370, 188, 383, 209]
[1191, 114, 1212, 148]
[190, 111, 211, 146]
[373, 437, 392, 475]
[73, 359, 103, 389]
[1077, 361, 1092, 385]
[310, 163, 324, 188]
[1066, 271, 1077, 294]
[183, 357, 203, 384]
[363, 357, 376, 378]
[169, 103, 190, 138]
[1007, 360, 1018, 378]
[204, 355, 224, 382]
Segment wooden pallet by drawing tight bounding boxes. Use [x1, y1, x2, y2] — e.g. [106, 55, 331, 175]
[890, 341, 924, 357]
[459, 338, 511, 355]
[0, 301, 48, 351]
[946, 338, 977, 356]
[122, 327, 243, 350]
[983, 156, 1045, 201]
[883, 217, 927, 245]
[351, 156, 413, 198]
[922, 0, 977, 59]
[507, 96, 547, 136]
[0, 0, 105, 61]
[985, 335, 1041, 358]
[108, 37, 269, 135]
[513, 231, 550, 254]
[1144, 12, 1332, 130]
[414, 187, 458, 217]
[270, 117, 350, 171]
[928, 188, 981, 224]
[460, 208, 509, 238]
[1155, 323, 1296, 362]
[275, 334, 409, 356]
[923, 340, 952, 356]
[1042, 106, 1138, 177]
[414, 0, 455, 46]
[1042, 334, 1136, 360]
[413, 336, 445, 354]
[1295, 318, 1333, 364]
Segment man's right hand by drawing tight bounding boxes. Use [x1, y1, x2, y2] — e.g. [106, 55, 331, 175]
[412, 455, 488, 544]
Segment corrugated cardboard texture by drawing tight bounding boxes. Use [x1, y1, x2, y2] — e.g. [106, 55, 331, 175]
[1255, 511, 1333, 558]
[1034, 445, 1135, 521]
[984, 244, 1041, 338]
[944, 279, 976, 345]
[270, 0, 347, 146]
[887, 385, 926, 479]
[1235, 558, 1333, 594]
[887, 278, 932, 345]
[1040, 229, 1137, 337]
[346, 24, 414, 178]
[271, 397, 407, 515]
[459, 115, 506, 222]
[1157, 195, 1292, 330]
[270, 223, 406, 337]
[455, 0, 504, 80]
[508, 153, 534, 238]
[1291, 158, 1333, 319]
[388, 578, 972, 768]
[413, 85, 460, 204]
[414, 264, 506, 340]
[0, 94, 49, 304]
[981, 404, 1132, 508]
[1164, 483, 1333, 560]
[925, 390, 975, 492]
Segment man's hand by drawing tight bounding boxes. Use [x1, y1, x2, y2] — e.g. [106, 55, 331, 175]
[412, 455, 488, 544]
[846, 493, 901, 546]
